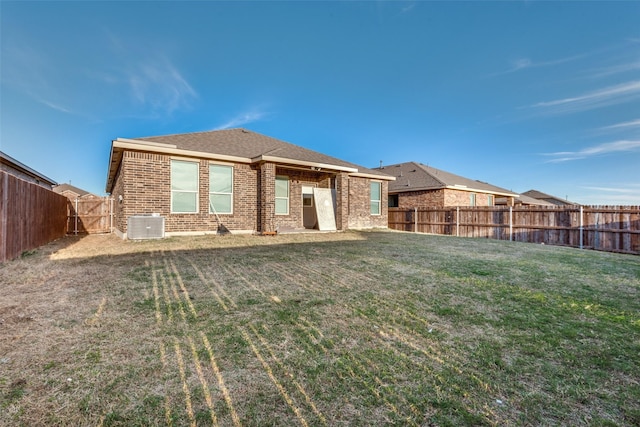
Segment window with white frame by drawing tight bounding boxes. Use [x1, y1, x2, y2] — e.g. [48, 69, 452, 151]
[488, 194, 494, 206]
[275, 176, 289, 215]
[470, 193, 476, 206]
[171, 159, 199, 213]
[209, 164, 233, 214]
[370, 181, 381, 215]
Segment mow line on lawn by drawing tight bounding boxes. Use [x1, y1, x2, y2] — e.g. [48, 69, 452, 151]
[263, 258, 499, 424]
[209, 250, 498, 425]
[177, 251, 327, 427]
[148, 249, 326, 426]
[2, 232, 637, 426]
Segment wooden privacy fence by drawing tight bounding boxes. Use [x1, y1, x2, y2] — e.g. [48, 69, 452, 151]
[67, 197, 113, 235]
[0, 171, 68, 262]
[388, 205, 640, 255]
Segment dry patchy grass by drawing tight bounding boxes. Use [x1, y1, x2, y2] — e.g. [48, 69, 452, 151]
[1, 231, 638, 426]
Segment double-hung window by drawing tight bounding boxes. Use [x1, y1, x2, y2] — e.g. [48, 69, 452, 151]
[487, 195, 494, 206]
[370, 181, 381, 215]
[275, 176, 289, 215]
[171, 160, 199, 213]
[209, 164, 233, 214]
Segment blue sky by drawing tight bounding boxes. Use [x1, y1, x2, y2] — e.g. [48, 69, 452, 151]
[1, 1, 639, 204]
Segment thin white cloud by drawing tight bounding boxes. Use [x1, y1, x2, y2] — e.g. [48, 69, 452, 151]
[543, 139, 640, 162]
[36, 98, 72, 114]
[2, 43, 79, 115]
[400, 2, 416, 14]
[213, 109, 272, 130]
[587, 60, 640, 79]
[492, 53, 585, 76]
[599, 118, 640, 131]
[578, 185, 640, 204]
[531, 80, 640, 115]
[581, 186, 639, 194]
[104, 32, 197, 117]
[125, 57, 197, 115]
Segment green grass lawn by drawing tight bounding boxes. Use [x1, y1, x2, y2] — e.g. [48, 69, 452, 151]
[1, 231, 638, 426]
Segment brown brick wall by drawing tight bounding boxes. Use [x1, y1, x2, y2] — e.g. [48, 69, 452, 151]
[397, 190, 445, 209]
[443, 189, 493, 206]
[335, 172, 349, 230]
[347, 177, 388, 229]
[113, 150, 389, 235]
[396, 188, 496, 208]
[115, 151, 258, 236]
[111, 161, 126, 235]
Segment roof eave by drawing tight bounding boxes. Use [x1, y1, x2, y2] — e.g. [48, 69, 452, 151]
[445, 185, 518, 197]
[350, 172, 396, 181]
[254, 155, 358, 173]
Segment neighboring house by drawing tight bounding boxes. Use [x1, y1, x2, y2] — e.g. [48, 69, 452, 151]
[495, 193, 555, 206]
[53, 183, 100, 200]
[0, 150, 57, 189]
[521, 189, 579, 206]
[105, 128, 394, 238]
[374, 161, 518, 208]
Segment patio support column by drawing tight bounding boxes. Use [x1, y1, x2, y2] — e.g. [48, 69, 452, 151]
[335, 172, 349, 230]
[259, 162, 276, 233]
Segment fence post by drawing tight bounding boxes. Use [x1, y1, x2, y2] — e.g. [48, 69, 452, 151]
[579, 205, 583, 250]
[509, 206, 513, 241]
[414, 207, 417, 233]
[456, 207, 460, 237]
[110, 196, 113, 233]
[74, 197, 78, 236]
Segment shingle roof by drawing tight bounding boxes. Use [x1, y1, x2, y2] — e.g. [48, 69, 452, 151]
[53, 183, 95, 197]
[376, 161, 518, 197]
[522, 189, 579, 206]
[496, 193, 555, 206]
[0, 150, 57, 186]
[106, 129, 393, 192]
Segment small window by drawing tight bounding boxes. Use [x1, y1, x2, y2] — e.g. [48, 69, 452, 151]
[275, 176, 289, 215]
[171, 160, 199, 213]
[488, 195, 494, 206]
[388, 194, 398, 208]
[470, 193, 476, 206]
[209, 164, 233, 214]
[370, 181, 381, 215]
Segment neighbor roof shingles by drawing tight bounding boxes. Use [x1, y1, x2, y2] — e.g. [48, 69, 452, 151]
[376, 161, 517, 196]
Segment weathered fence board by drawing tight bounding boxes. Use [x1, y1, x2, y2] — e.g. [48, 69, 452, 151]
[67, 197, 112, 234]
[0, 171, 68, 262]
[389, 205, 640, 255]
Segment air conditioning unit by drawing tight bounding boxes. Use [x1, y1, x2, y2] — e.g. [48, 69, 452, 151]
[127, 215, 165, 240]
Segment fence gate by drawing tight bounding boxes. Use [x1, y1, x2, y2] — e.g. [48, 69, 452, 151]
[67, 197, 112, 235]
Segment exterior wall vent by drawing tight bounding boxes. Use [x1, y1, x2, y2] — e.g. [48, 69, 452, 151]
[127, 215, 165, 240]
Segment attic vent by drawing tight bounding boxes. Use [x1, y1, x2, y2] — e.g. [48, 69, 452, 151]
[127, 215, 165, 240]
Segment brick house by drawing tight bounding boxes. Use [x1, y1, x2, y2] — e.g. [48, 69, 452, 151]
[53, 183, 100, 200]
[374, 161, 518, 208]
[105, 129, 394, 238]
